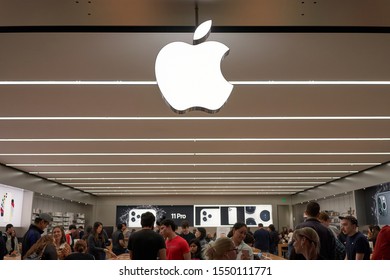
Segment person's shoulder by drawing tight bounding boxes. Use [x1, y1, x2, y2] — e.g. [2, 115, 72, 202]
[87, 234, 94, 241]
[379, 225, 390, 237]
[356, 231, 369, 241]
[177, 235, 189, 243]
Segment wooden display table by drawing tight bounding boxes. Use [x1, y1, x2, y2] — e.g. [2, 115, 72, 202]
[278, 243, 288, 257]
[4, 254, 21, 260]
[267, 253, 286, 260]
[109, 253, 130, 260]
[251, 247, 287, 260]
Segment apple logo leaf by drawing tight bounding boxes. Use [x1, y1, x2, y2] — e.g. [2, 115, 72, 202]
[193, 20, 212, 45]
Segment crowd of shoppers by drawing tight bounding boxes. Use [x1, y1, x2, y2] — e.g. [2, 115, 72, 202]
[1, 204, 389, 261]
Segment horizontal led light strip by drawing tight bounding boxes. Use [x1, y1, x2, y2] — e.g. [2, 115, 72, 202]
[8, 163, 376, 167]
[93, 192, 296, 196]
[2, 80, 390, 85]
[1, 138, 389, 142]
[2, 152, 389, 156]
[67, 181, 320, 185]
[93, 192, 297, 195]
[76, 185, 309, 189]
[86, 188, 304, 192]
[73, 187, 311, 192]
[49, 176, 336, 181]
[30, 170, 357, 174]
[1, 116, 389, 120]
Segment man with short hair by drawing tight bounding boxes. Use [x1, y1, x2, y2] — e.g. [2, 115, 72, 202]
[127, 211, 166, 260]
[339, 215, 370, 260]
[160, 219, 190, 260]
[112, 223, 127, 256]
[318, 212, 345, 260]
[291, 202, 336, 260]
[66, 224, 77, 251]
[253, 223, 270, 252]
[179, 220, 195, 245]
[21, 213, 52, 259]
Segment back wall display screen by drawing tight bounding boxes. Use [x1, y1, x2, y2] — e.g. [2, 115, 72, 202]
[194, 205, 273, 227]
[0, 183, 24, 227]
[116, 205, 194, 227]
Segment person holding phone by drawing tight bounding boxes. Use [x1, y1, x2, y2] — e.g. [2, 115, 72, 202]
[52, 226, 71, 260]
[230, 222, 254, 260]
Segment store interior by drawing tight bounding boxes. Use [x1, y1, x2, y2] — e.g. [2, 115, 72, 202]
[1, 1, 390, 239]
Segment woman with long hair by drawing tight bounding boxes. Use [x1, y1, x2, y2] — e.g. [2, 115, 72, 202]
[52, 226, 71, 260]
[189, 238, 203, 260]
[87, 221, 116, 260]
[195, 227, 208, 250]
[23, 235, 57, 260]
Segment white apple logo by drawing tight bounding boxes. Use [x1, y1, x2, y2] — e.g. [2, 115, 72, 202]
[155, 20, 233, 114]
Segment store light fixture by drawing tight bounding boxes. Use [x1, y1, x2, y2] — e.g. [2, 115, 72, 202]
[2, 80, 390, 85]
[8, 162, 378, 167]
[30, 170, 358, 174]
[0, 116, 389, 120]
[76, 186, 308, 189]
[93, 192, 297, 196]
[68, 181, 321, 185]
[48, 176, 337, 181]
[2, 152, 389, 156]
[1, 137, 389, 142]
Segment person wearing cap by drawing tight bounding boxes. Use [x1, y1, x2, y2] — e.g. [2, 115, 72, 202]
[339, 215, 370, 260]
[21, 212, 52, 259]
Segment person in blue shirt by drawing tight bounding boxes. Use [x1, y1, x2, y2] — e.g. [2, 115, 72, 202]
[339, 215, 370, 260]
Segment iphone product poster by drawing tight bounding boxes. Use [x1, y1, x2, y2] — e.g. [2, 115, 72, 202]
[0, 183, 24, 227]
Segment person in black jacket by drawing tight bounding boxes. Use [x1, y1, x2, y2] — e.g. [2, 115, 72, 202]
[21, 213, 52, 259]
[268, 224, 280, 255]
[0, 230, 7, 260]
[87, 221, 116, 260]
[290, 202, 336, 260]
